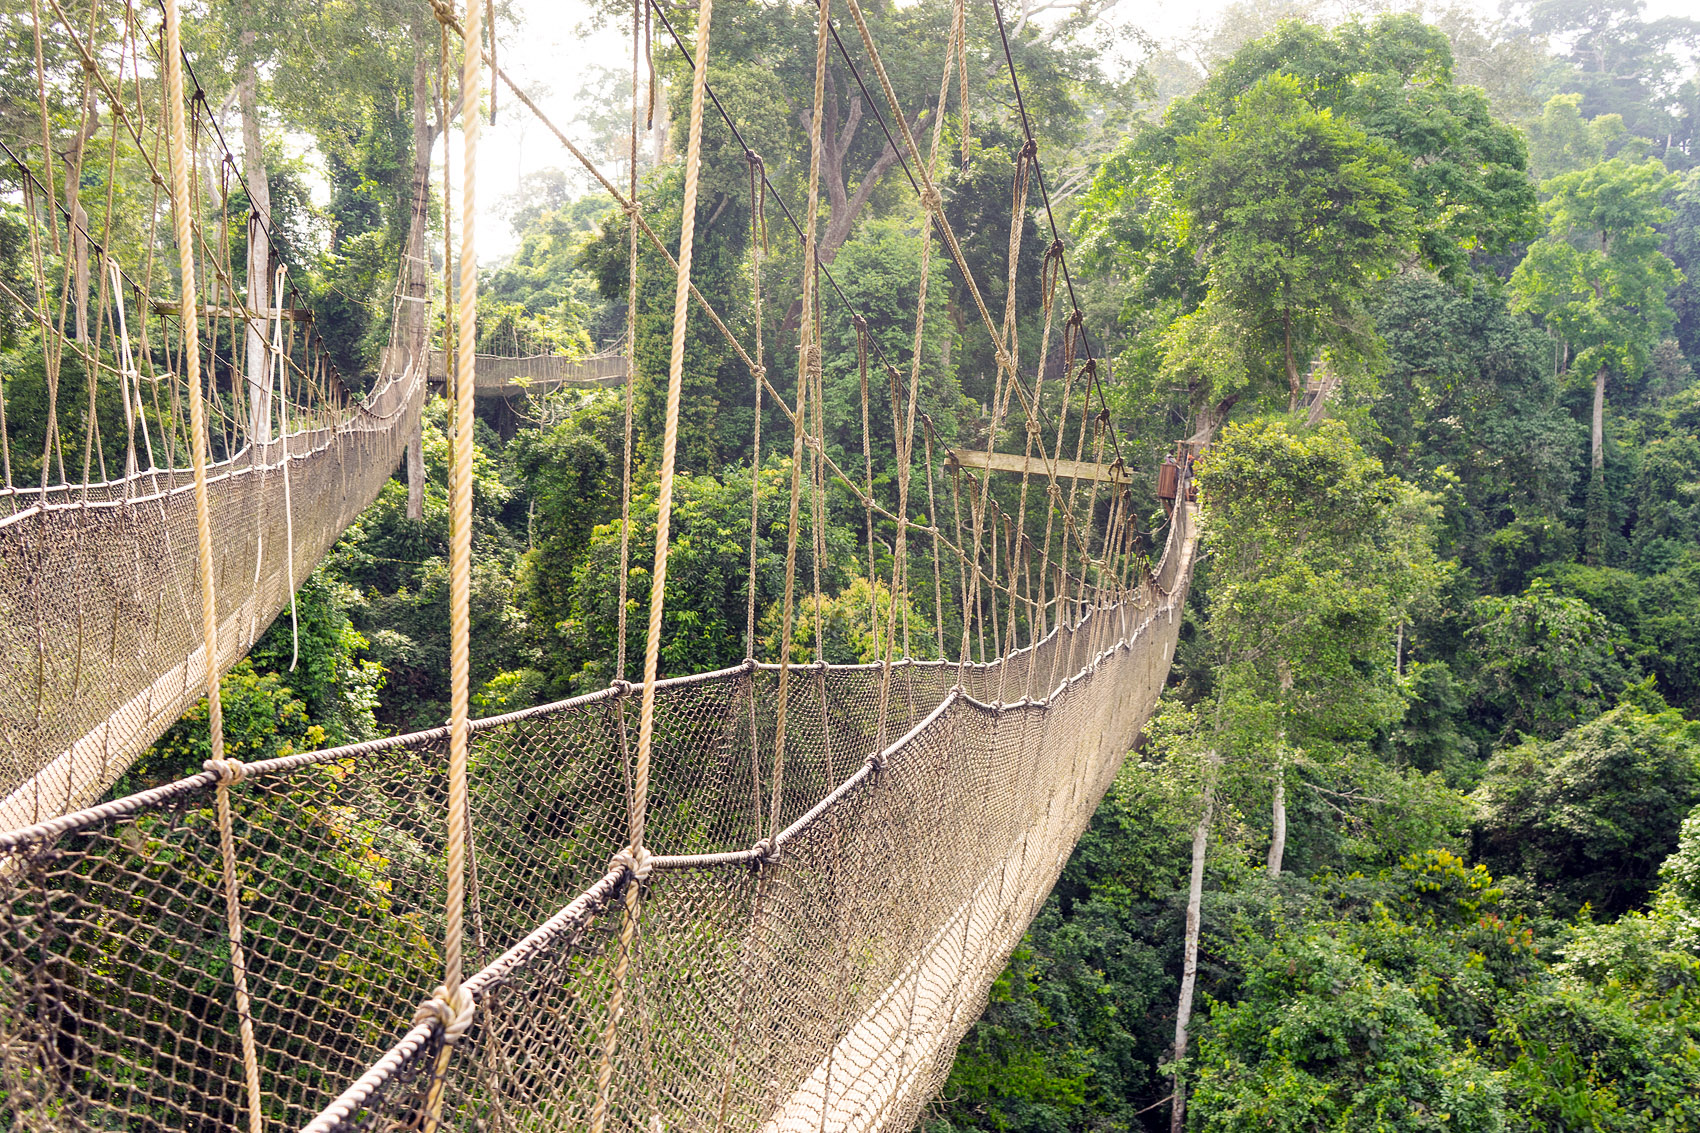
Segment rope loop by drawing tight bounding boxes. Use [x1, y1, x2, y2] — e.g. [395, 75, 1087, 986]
[750, 838, 777, 865]
[203, 758, 247, 785]
[1067, 308, 1084, 328]
[428, 0, 456, 26]
[920, 185, 943, 213]
[608, 678, 634, 698]
[413, 984, 477, 1045]
[611, 847, 654, 882]
[852, 313, 868, 335]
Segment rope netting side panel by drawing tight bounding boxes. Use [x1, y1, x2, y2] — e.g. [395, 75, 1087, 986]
[0, 372, 423, 829]
[0, 0, 429, 826]
[290, 507, 1193, 1133]
[0, 506, 1190, 1133]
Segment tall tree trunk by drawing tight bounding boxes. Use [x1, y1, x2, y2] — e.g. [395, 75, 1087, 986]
[63, 111, 98, 343]
[401, 33, 436, 521]
[239, 45, 273, 448]
[1585, 367, 1607, 564]
[1171, 750, 1218, 1133]
[1268, 668, 1293, 879]
[1283, 312, 1300, 411]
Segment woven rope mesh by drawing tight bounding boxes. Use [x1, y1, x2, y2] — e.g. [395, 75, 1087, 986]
[4, 4, 1201, 1128]
[0, 372, 423, 830]
[0, 508, 1194, 1133]
[0, 0, 428, 827]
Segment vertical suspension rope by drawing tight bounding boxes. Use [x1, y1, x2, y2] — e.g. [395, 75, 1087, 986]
[418, 3, 482, 1129]
[446, 0, 481, 1009]
[633, 0, 715, 856]
[589, 0, 651, 1123]
[768, 0, 831, 841]
[162, 2, 261, 1130]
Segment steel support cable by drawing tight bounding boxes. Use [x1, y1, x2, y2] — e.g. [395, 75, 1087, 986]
[826, 0, 1131, 477]
[816, 2, 1122, 592]
[1, 133, 346, 453]
[984, 0, 1124, 468]
[643, 0, 911, 384]
[452, 0, 1104, 603]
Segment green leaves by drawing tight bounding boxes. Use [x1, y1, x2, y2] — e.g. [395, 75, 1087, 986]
[1197, 419, 1436, 759]
[1510, 158, 1683, 386]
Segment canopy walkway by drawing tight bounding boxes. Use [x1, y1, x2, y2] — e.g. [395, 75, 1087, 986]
[424, 347, 629, 395]
[0, 0, 1198, 1129]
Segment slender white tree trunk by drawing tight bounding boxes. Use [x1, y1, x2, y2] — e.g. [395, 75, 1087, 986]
[1266, 766, 1286, 879]
[401, 36, 435, 520]
[1171, 750, 1218, 1133]
[1591, 368, 1606, 474]
[240, 51, 272, 448]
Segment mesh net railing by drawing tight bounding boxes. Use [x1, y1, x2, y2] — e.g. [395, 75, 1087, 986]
[0, 367, 424, 831]
[0, 505, 1193, 1133]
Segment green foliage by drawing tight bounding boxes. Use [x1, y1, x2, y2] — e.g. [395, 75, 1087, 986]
[1511, 158, 1683, 391]
[1466, 580, 1636, 741]
[1169, 72, 1414, 410]
[1474, 702, 1700, 917]
[117, 663, 326, 793]
[1189, 930, 1507, 1132]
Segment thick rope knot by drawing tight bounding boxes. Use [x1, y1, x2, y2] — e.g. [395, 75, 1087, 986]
[920, 185, 943, 213]
[413, 984, 476, 1044]
[611, 847, 655, 882]
[750, 838, 776, 864]
[202, 758, 246, 785]
[427, 0, 456, 26]
[852, 314, 869, 334]
[608, 678, 634, 698]
[1067, 308, 1084, 328]
[1046, 238, 1065, 261]
[621, 198, 642, 218]
[744, 147, 763, 169]
[1019, 137, 1039, 160]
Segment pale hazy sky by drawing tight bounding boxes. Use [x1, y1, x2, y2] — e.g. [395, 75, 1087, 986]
[453, 0, 1697, 261]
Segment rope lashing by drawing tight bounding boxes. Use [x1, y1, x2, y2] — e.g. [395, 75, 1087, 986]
[412, 985, 476, 1044]
[203, 758, 247, 784]
[611, 847, 655, 883]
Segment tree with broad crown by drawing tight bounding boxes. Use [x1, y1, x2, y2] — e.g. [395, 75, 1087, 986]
[1168, 73, 1414, 418]
[1509, 157, 1682, 563]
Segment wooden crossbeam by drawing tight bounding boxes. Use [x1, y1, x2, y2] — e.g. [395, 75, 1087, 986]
[946, 447, 1128, 484]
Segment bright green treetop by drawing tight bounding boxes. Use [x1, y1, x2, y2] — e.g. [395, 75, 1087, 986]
[1169, 73, 1414, 413]
[1510, 158, 1682, 389]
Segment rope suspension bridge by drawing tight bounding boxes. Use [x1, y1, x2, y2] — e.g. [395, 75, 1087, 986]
[0, 0, 1199, 1130]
